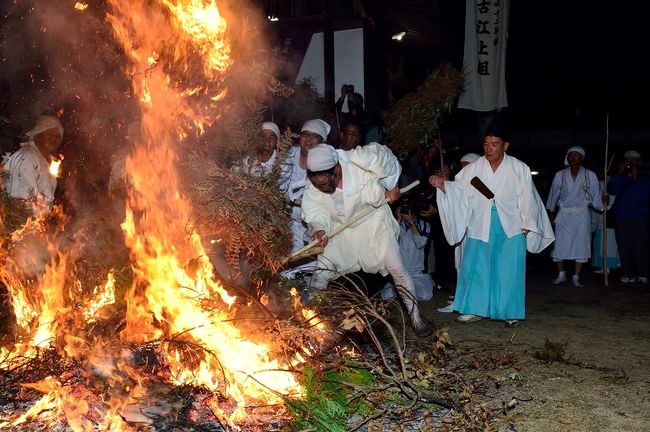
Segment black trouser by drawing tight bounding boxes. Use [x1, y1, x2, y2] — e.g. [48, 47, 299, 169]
[615, 217, 649, 278]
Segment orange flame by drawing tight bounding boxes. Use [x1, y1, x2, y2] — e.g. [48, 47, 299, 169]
[161, 0, 232, 77]
[108, 0, 302, 423]
[49, 155, 63, 177]
[83, 271, 116, 323]
[0, 1, 305, 429]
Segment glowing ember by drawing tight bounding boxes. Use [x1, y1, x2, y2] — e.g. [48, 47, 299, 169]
[74, 2, 89, 11]
[83, 271, 116, 323]
[289, 288, 326, 331]
[49, 155, 63, 177]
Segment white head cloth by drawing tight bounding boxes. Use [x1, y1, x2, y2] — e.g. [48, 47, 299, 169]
[262, 121, 280, 137]
[460, 152, 480, 164]
[307, 144, 339, 171]
[301, 119, 331, 141]
[624, 150, 641, 160]
[564, 145, 585, 166]
[26, 115, 63, 138]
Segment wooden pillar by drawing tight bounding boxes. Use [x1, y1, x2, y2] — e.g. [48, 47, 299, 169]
[323, 0, 335, 105]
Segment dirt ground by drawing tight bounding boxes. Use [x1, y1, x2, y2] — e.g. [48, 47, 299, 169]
[421, 260, 650, 432]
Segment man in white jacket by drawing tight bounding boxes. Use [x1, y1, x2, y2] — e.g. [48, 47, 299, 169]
[429, 123, 554, 326]
[301, 143, 434, 338]
[3, 115, 63, 215]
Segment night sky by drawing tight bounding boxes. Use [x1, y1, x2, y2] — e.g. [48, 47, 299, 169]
[506, 1, 650, 131]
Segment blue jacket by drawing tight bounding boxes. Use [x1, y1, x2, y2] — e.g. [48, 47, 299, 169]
[607, 172, 650, 220]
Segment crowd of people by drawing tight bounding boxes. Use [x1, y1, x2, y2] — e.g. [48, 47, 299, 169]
[3, 100, 649, 337]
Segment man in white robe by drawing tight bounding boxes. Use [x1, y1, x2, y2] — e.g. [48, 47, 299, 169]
[277, 119, 330, 277]
[232, 122, 279, 176]
[214, 122, 282, 285]
[429, 126, 554, 326]
[302, 143, 434, 338]
[546, 146, 604, 287]
[3, 115, 63, 215]
[2, 116, 63, 278]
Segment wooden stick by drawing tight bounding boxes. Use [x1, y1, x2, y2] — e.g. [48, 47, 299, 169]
[281, 180, 421, 265]
[603, 114, 609, 287]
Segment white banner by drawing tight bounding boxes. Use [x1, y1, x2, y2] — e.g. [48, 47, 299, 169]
[458, 0, 510, 112]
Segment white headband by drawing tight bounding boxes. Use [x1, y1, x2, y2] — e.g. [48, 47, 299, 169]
[26, 115, 63, 138]
[564, 145, 585, 166]
[461, 153, 480, 164]
[307, 144, 339, 171]
[301, 119, 331, 141]
[262, 121, 280, 137]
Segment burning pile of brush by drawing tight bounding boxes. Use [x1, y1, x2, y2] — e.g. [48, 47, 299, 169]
[0, 0, 332, 429]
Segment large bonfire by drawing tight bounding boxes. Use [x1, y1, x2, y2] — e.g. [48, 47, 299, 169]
[0, 0, 315, 429]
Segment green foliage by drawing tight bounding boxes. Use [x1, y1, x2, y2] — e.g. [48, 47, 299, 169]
[390, 63, 464, 160]
[286, 364, 376, 432]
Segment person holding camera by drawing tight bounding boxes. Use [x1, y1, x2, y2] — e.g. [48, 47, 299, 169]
[607, 150, 650, 284]
[546, 146, 605, 287]
[381, 196, 434, 303]
[335, 84, 366, 130]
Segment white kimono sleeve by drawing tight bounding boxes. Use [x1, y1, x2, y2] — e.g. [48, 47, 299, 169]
[546, 171, 562, 211]
[519, 175, 555, 253]
[6, 151, 43, 201]
[587, 170, 605, 212]
[436, 181, 471, 246]
[301, 182, 331, 237]
[348, 143, 401, 190]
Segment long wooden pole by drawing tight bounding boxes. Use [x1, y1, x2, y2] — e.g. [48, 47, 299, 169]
[603, 114, 609, 287]
[281, 180, 420, 264]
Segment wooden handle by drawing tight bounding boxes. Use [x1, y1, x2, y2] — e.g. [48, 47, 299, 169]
[470, 176, 494, 199]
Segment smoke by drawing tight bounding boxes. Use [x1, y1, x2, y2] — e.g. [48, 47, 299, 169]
[0, 0, 330, 291]
[0, 0, 275, 251]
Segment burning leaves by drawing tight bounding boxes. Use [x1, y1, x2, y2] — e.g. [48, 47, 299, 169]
[0, 0, 305, 428]
[161, 0, 232, 77]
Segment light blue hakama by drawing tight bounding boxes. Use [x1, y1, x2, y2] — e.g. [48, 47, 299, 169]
[591, 227, 621, 270]
[453, 205, 527, 320]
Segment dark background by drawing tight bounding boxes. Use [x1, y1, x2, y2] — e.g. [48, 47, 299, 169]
[263, 0, 650, 188]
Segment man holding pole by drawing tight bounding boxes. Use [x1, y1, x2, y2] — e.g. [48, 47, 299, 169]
[546, 146, 605, 287]
[301, 142, 434, 338]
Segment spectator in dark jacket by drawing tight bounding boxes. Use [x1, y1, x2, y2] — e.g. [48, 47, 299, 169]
[607, 150, 650, 284]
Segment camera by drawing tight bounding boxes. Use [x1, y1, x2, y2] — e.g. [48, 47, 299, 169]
[399, 199, 411, 214]
[344, 84, 354, 94]
[398, 194, 430, 215]
[624, 161, 634, 172]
